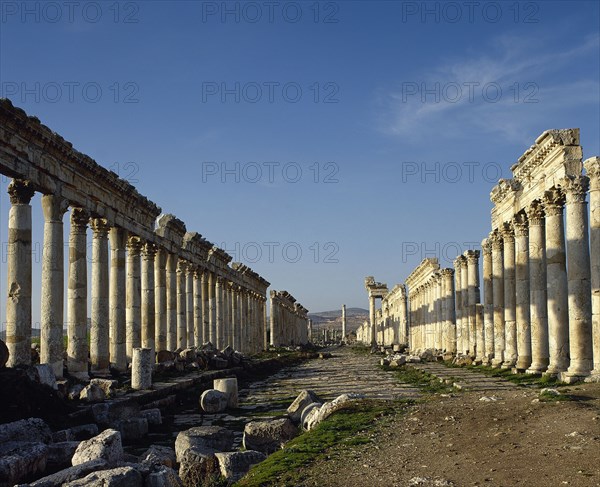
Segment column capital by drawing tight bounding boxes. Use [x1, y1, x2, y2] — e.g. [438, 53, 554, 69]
[177, 258, 188, 273]
[70, 207, 89, 231]
[440, 268, 454, 279]
[481, 238, 492, 255]
[453, 255, 465, 269]
[560, 175, 590, 204]
[525, 199, 545, 226]
[41, 194, 68, 221]
[8, 179, 35, 205]
[543, 187, 566, 216]
[490, 230, 504, 250]
[464, 249, 480, 263]
[512, 211, 528, 236]
[142, 242, 158, 258]
[90, 217, 110, 237]
[501, 222, 515, 242]
[584, 156, 600, 190]
[126, 235, 143, 254]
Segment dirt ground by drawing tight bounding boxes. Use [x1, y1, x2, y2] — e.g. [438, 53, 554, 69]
[294, 381, 600, 487]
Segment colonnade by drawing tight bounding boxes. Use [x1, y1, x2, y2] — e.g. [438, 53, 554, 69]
[269, 290, 309, 347]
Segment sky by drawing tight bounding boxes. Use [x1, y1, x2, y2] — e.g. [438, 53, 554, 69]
[0, 0, 599, 327]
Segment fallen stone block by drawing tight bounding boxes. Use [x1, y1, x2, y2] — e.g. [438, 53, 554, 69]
[141, 445, 177, 469]
[0, 417, 53, 445]
[0, 441, 48, 486]
[47, 441, 80, 467]
[145, 465, 183, 487]
[215, 450, 266, 482]
[71, 429, 123, 466]
[27, 459, 108, 487]
[140, 408, 162, 425]
[174, 426, 234, 463]
[199, 389, 228, 413]
[242, 418, 298, 454]
[79, 384, 106, 402]
[63, 466, 142, 487]
[178, 448, 219, 487]
[287, 390, 322, 424]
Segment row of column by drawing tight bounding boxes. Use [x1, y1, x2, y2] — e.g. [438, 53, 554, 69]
[408, 268, 456, 352]
[483, 168, 599, 381]
[376, 287, 409, 346]
[4, 179, 268, 379]
[269, 291, 309, 347]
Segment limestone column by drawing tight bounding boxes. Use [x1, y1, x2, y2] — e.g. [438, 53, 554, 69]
[67, 208, 89, 378]
[453, 258, 463, 354]
[481, 239, 494, 364]
[209, 272, 216, 344]
[561, 175, 593, 382]
[543, 188, 570, 375]
[109, 227, 127, 372]
[186, 264, 194, 347]
[491, 231, 505, 367]
[141, 242, 157, 356]
[215, 277, 224, 349]
[126, 236, 142, 362]
[269, 291, 276, 347]
[401, 286, 409, 346]
[154, 248, 167, 352]
[201, 271, 209, 344]
[369, 294, 376, 347]
[166, 253, 177, 351]
[223, 282, 231, 348]
[460, 257, 469, 354]
[342, 304, 347, 342]
[40, 194, 68, 377]
[176, 259, 187, 349]
[441, 269, 455, 353]
[585, 157, 600, 379]
[90, 217, 110, 375]
[437, 275, 444, 349]
[193, 268, 202, 347]
[240, 289, 248, 352]
[5, 179, 35, 367]
[526, 200, 549, 374]
[466, 250, 480, 357]
[501, 223, 517, 368]
[233, 285, 240, 349]
[262, 296, 268, 350]
[513, 212, 532, 371]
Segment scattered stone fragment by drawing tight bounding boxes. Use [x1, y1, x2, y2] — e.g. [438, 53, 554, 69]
[287, 389, 322, 424]
[243, 418, 298, 454]
[214, 450, 266, 482]
[200, 389, 228, 413]
[71, 429, 123, 466]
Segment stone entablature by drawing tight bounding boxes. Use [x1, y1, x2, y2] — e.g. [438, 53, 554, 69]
[364, 276, 389, 346]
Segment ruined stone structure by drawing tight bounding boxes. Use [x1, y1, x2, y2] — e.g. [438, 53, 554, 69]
[269, 290, 309, 347]
[364, 277, 389, 346]
[363, 129, 599, 382]
[0, 99, 304, 378]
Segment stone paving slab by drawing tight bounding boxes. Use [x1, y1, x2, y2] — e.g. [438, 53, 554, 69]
[408, 362, 517, 391]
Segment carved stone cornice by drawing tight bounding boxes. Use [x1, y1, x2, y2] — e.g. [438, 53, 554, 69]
[560, 175, 590, 204]
[490, 179, 520, 204]
[8, 179, 35, 205]
[543, 186, 566, 217]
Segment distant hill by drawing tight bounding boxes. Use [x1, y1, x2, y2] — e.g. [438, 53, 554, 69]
[308, 307, 369, 333]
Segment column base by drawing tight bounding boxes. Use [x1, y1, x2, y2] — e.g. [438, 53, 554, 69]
[501, 359, 516, 369]
[584, 370, 600, 383]
[526, 360, 549, 374]
[515, 357, 532, 371]
[490, 358, 503, 368]
[544, 364, 568, 377]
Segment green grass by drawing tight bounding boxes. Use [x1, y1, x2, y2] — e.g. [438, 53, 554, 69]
[381, 364, 456, 394]
[235, 400, 408, 487]
[349, 344, 374, 355]
[446, 362, 568, 388]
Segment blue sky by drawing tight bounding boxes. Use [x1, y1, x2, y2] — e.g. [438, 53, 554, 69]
[0, 0, 599, 325]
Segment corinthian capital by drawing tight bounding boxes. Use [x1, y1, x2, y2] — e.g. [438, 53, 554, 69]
[560, 175, 589, 204]
[543, 187, 566, 216]
[8, 179, 35, 205]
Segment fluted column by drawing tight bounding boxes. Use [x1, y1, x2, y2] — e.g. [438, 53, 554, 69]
[109, 227, 127, 372]
[166, 253, 177, 351]
[453, 258, 463, 354]
[154, 248, 167, 352]
[141, 242, 156, 356]
[269, 292, 276, 347]
[490, 231, 505, 367]
[466, 250, 480, 358]
[482, 239, 494, 364]
[441, 269, 455, 353]
[40, 194, 68, 377]
[201, 271, 209, 344]
[460, 260, 469, 354]
[67, 208, 89, 378]
[126, 236, 142, 362]
[176, 259, 187, 350]
[209, 272, 216, 344]
[544, 188, 570, 375]
[233, 286, 241, 349]
[90, 217, 110, 376]
[6, 179, 35, 367]
[193, 268, 202, 347]
[585, 158, 600, 379]
[215, 276, 224, 349]
[501, 223, 517, 368]
[526, 200, 549, 374]
[222, 282, 231, 348]
[369, 294, 376, 347]
[186, 264, 194, 347]
[561, 175, 593, 382]
[513, 212, 531, 371]
[240, 289, 248, 352]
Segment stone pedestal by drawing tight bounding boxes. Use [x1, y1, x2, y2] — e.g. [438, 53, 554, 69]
[132, 348, 153, 390]
[560, 176, 593, 382]
[6, 179, 35, 367]
[67, 208, 89, 378]
[40, 194, 68, 377]
[90, 218, 110, 376]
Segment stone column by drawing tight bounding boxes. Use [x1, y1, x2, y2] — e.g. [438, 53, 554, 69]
[481, 239, 494, 364]
[126, 236, 142, 362]
[466, 250, 480, 358]
[141, 242, 157, 356]
[453, 258, 463, 355]
[342, 304, 347, 343]
[166, 253, 177, 351]
[561, 175, 593, 382]
[269, 292, 276, 346]
[67, 208, 89, 378]
[5, 179, 35, 367]
[109, 227, 127, 372]
[193, 268, 202, 347]
[369, 294, 376, 347]
[513, 212, 532, 371]
[490, 231, 505, 367]
[308, 318, 313, 342]
[215, 277, 224, 349]
[209, 272, 216, 344]
[176, 259, 187, 350]
[460, 259, 469, 354]
[501, 223, 517, 368]
[526, 200, 549, 374]
[90, 217, 110, 376]
[240, 289, 248, 352]
[222, 282, 231, 349]
[154, 248, 167, 352]
[441, 269, 456, 353]
[585, 158, 600, 379]
[543, 188, 570, 375]
[262, 296, 268, 350]
[131, 348, 152, 390]
[201, 271, 209, 344]
[186, 264, 194, 348]
[40, 194, 67, 377]
[233, 285, 240, 349]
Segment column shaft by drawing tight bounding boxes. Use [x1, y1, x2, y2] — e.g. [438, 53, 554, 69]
[166, 253, 177, 351]
[176, 260, 187, 349]
[491, 231, 505, 367]
[126, 237, 142, 362]
[513, 213, 532, 371]
[501, 224, 517, 368]
[154, 249, 167, 352]
[482, 239, 494, 364]
[585, 158, 600, 378]
[90, 218, 110, 375]
[141, 243, 156, 356]
[109, 227, 127, 372]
